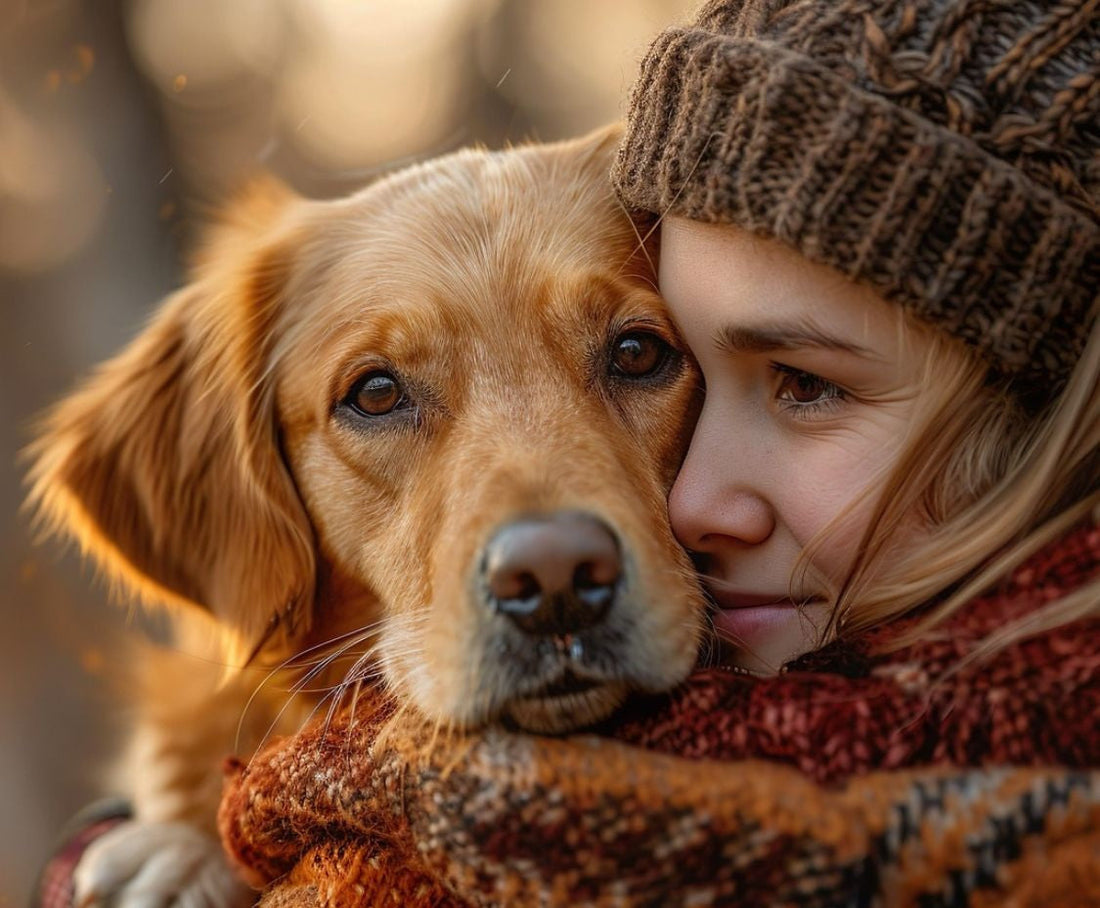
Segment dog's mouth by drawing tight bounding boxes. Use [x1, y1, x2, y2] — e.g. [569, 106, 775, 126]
[503, 669, 628, 734]
[527, 667, 602, 699]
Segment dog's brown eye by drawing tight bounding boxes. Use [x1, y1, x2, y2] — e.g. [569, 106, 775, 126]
[610, 331, 671, 379]
[348, 371, 405, 416]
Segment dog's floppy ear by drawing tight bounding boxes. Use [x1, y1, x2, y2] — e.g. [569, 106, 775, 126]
[26, 177, 315, 666]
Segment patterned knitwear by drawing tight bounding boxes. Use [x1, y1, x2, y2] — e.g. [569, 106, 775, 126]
[612, 0, 1100, 393]
[219, 522, 1100, 907]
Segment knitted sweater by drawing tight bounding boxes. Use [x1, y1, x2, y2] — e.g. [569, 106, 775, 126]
[219, 523, 1100, 907]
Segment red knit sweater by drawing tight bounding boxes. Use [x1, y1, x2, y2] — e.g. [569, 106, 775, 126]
[606, 521, 1100, 783]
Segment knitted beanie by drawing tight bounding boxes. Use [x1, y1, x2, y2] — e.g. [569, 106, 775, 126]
[613, 0, 1100, 393]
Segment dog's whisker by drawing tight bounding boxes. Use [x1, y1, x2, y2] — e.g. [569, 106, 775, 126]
[319, 680, 353, 743]
[341, 678, 366, 772]
[237, 661, 304, 755]
[300, 624, 391, 673]
[245, 631, 385, 758]
[282, 622, 389, 666]
[342, 657, 387, 680]
[238, 621, 387, 745]
[297, 684, 353, 753]
[290, 680, 362, 695]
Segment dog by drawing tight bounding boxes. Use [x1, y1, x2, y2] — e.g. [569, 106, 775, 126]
[27, 125, 705, 907]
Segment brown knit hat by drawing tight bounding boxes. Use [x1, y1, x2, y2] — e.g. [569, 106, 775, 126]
[613, 0, 1099, 395]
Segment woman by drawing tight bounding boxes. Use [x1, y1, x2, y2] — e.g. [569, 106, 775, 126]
[613, 0, 1099, 677]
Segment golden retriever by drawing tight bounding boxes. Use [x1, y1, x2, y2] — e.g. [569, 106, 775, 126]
[27, 125, 704, 907]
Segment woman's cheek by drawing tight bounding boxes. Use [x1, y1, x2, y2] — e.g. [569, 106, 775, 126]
[787, 448, 888, 587]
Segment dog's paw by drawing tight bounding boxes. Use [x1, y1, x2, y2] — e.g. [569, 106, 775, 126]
[73, 820, 253, 908]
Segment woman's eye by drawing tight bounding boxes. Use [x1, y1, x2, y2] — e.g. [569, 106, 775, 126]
[773, 364, 844, 408]
[609, 331, 674, 379]
[346, 371, 406, 417]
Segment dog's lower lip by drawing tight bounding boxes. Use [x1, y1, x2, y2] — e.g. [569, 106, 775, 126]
[503, 677, 629, 734]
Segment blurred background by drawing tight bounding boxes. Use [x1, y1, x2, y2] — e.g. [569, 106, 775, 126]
[0, 0, 696, 902]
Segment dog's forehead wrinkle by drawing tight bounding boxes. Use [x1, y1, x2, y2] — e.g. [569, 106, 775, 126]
[325, 148, 628, 283]
[293, 178, 639, 363]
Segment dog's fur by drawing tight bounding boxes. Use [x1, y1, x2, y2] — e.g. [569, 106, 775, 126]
[27, 127, 704, 906]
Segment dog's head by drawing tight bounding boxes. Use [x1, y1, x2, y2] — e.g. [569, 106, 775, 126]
[27, 126, 705, 732]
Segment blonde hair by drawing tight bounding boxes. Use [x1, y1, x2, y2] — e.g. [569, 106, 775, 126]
[808, 311, 1099, 657]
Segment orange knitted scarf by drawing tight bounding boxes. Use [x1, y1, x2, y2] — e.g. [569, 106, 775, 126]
[220, 524, 1100, 907]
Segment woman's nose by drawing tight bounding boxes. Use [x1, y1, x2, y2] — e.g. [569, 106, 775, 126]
[668, 427, 775, 553]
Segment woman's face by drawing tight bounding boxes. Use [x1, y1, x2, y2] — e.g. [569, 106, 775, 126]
[660, 218, 945, 674]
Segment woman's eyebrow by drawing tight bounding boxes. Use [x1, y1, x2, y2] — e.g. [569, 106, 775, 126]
[715, 323, 876, 357]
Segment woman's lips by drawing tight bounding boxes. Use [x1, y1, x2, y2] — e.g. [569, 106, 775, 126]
[708, 590, 827, 649]
[711, 603, 788, 644]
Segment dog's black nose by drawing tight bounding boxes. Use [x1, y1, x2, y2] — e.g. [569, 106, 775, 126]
[484, 512, 621, 636]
